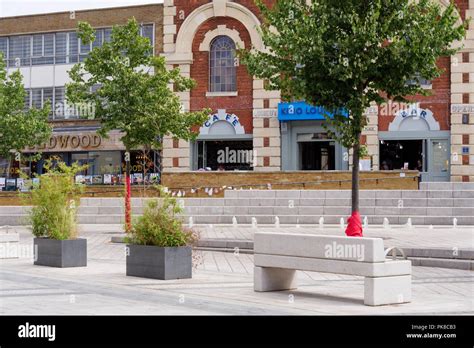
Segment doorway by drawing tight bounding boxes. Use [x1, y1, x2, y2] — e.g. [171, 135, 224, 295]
[299, 141, 336, 170]
[379, 138, 450, 182]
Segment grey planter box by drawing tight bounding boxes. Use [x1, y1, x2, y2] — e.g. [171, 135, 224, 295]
[34, 238, 87, 268]
[126, 245, 192, 280]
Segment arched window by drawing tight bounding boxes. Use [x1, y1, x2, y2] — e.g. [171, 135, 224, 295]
[209, 36, 236, 92]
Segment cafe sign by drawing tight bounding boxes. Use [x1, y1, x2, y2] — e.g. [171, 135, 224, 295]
[200, 109, 245, 135]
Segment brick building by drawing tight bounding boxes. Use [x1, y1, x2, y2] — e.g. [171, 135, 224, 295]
[1, 0, 474, 186]
[0, 4, 163, 186]
[162, 0, 474, 182]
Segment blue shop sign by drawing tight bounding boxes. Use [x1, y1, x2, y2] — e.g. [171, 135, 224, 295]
[278, 101, 348, 121]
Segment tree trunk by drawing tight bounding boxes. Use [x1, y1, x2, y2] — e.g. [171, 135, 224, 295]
[125, 151, 132, 233]
[351, 135, 361, 214]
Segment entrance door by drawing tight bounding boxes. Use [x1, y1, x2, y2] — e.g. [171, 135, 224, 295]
[426, 139, 450, 182]
[299, 141, 335, 170]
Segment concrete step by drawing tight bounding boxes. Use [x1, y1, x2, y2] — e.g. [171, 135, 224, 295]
[224, 189, 474, 199]
[420, 182, 474, 191]
[404, 247, 473, 260]
[2, 212, 473, 226]
[408, 257, 473, 270]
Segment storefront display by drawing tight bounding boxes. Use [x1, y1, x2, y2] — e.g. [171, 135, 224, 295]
[192, 110, 254, 171]
[279, 102, 349, 171]
[380, 107, 450, 182]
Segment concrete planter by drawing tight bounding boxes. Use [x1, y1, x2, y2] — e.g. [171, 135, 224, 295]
[126, 245, 192, 280]
[34, 238, 87, 268]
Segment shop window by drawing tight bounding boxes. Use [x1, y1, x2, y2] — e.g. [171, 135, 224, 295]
[380, 140, 424, 171]
[196, 140, 254, 171]
[209, 36, 237, 93]
[299, 141, 336, 171]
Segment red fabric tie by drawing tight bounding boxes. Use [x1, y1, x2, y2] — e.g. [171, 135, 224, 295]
[345, 211, 363, 237]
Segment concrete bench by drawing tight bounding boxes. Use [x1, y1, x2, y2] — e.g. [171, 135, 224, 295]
[254, 232, 412, 306]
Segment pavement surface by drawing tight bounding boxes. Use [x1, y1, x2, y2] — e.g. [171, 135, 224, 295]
[0, 225, 473, 315]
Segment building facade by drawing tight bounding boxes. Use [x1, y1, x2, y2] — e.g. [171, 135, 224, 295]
[1, 0, 474, 187]
[162, 0, 474, 182]
[0, 4, 163, 186]
[162, 0, 281, 173]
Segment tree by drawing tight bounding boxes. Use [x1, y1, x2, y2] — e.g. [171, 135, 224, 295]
[66, 19, 209, 231]
[0, 54, 51, 178]
[241, 0, 467, 235]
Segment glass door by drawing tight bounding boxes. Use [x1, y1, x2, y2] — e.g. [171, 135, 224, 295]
[427, 139, 450, 182]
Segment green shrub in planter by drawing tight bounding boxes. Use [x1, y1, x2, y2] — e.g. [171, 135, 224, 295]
[27, 160, 88, 267]
[125, 186, 199, 280]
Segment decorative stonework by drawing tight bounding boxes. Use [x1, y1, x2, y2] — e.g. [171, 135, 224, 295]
[163, 0, 281, 173]
[199, 25, 245, 51]
[450, 2, 474, 181]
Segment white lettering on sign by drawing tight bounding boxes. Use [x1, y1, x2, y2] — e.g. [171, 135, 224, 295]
[253, 109, 278, 118]
[451, 104, 474, 114]
[199, 109, 245, 135]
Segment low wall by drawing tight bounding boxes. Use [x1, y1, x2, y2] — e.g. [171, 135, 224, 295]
[162, 171, 420, 195]
[0, 186, 159, 206]
[0, 171, 419, 205]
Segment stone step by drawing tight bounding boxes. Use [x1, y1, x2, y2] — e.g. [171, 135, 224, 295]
[77, 197, 474, 208]
[224, 189, 474, 199]
[420, 182, 474, 191]
[404, 247, 473, 260]
[2, 212, 473, 226]
[408, 257, 473, 270]
[7, 198, 474, 215]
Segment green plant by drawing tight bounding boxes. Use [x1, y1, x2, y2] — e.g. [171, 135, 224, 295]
[126, 186, 199, 248]
[28, 160, 87, 240]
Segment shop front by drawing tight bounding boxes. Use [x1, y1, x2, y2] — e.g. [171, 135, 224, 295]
[0, 129, 161, 190]
[192, 110, 254, 171]
[379, 107, 450, 182]
[279, 102, 349, 171]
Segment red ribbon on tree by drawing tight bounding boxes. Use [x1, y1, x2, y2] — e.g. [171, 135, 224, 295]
[345, 211, 363, 237]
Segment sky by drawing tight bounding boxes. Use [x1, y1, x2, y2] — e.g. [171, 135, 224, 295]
[0, 0, 163, 18]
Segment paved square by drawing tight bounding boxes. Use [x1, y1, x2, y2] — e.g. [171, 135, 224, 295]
[1, 227, 473, 315]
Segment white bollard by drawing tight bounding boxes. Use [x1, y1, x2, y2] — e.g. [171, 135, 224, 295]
[319, 217, 324, 229]
[232, 216, 238, 228]
[188, 217, 194, 229]
[275, 216, 280, 229]
[363, 216, 368, 229]
[251, 217, 258, 229]
[383, 218, 390, 229]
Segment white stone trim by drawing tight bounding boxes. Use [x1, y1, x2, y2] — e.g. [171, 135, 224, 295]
[388, 107, 440, 132]
[172, 1, 263, 58]
[199, 25, 245, 51]
[206, 91, 238, 97]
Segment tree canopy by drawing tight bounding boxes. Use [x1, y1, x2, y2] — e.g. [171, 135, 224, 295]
[66, 18, 210, 151]
[0, 54, 51, 159]
[242, 0, 467, 149]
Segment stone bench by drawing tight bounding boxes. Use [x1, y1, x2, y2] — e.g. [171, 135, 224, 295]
[254, 232, 412, 306]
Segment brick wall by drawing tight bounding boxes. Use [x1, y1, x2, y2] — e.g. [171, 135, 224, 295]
[378, 57, 451, 131]
[190, 17, 253, 133]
